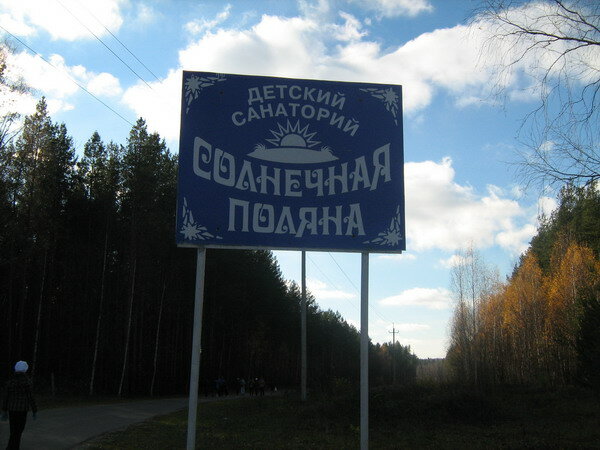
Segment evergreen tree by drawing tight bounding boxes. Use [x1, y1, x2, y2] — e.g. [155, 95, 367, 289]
[577, 284, 600, 393]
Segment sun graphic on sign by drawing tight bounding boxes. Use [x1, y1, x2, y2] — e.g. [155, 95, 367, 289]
[248, 121, 337, 164]
[265, 121, 320, 149]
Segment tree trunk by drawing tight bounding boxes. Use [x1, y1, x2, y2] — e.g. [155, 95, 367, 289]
[31, 249, 48, 379]
[89, 229, 109, 396]
[17, 271, 28, 358]
[118, 258, 137, 397]
[150, 276, 166, 396]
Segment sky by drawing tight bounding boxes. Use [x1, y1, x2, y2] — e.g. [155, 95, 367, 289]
[0, 0, 567, 358]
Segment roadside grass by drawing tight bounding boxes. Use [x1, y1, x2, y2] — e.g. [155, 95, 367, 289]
[81, 385, 600, 449]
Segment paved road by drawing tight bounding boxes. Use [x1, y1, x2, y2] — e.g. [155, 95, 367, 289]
[0, 397, 188, 449]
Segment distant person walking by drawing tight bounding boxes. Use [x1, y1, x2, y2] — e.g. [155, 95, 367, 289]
[1, 361, 38, 450]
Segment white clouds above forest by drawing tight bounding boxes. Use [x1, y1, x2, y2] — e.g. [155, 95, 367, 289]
[4, 0, 597, 133]
[0, 0, 125, 41]
[6, 51, 123, 115]
[405, 157, 535, 253]
[379, 287, 452, 310]
[120, 12, 490, 141]
[307, 278, 356, 301]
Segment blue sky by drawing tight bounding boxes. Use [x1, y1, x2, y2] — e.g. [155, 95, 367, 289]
[0, 0, 566, 358]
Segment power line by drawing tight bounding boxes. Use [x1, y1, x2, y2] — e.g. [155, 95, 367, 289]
[56, 0, 154, 90]
[327, 252, 360, 292]
[75, 0, 161, 83]
[0, 26, 134, 127]
[306, 254, 360, 314]
[326, 252, 392, 325]
[306, 255, 341, 291]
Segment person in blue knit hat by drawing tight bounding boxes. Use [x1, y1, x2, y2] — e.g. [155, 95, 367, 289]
[1, 361, 38, 449]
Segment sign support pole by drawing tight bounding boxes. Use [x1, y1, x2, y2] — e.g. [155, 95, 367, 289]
[301, 251, 307, 401]
[360, 252, 369, 450]
[187, 247, 206, 450]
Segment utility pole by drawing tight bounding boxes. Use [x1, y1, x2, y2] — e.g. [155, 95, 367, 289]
[389, 323, 397, 344]
[389, 323, 397, 385]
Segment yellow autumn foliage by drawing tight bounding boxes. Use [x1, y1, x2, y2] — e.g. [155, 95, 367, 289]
[449, 242, 600, 385]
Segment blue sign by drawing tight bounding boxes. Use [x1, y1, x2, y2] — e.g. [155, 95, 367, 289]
[176, 71, 405, 253]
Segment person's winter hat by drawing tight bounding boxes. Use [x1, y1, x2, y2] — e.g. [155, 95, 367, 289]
[14, 361, 29, 373]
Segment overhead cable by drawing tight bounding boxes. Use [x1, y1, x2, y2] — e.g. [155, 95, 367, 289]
[326, 252, 392, 324]
[306, 253, 361, 314]
[75, 0, 161, 83]
[56, 0, 154, 90]
[0, 26, 134, 127]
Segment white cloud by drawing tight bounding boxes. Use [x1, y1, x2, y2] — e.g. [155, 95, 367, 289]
[491, 193, 557, 256]
[121, 68, 181, 142]
[330, 12, 367, 42]
[307, 278, 356, 301]
[405, 157, 532, 252]
[439, 254, 469, 269]
[6, 50, 124, 115]
[511, 185, 525, 199]
[377, 253, 416, 261]
[133, 3, 158, 26]
[0, 12, 35, 36]
[179, 15, 321, 78]
[489, 192, 558, 255]
[379, 287, 452, 310]
[492, 193, 558, 255]
[371, 316, 446, 356]
[348, 0, 433, 18]
[407, 338, 447, 358]
[495, 224, 536, 255]
[370, 319, 429, 347]
[394, 323, 430, 332]
[538, 196, 558, 218]
[185, 4, 232, 35]
[122, 13, 484, 141]
[10, 52, 78, 98]
[46, 98, 74, 115]
[87, 72, 122, 97]
[538, 140, 555, 153]
[298, 0, 332, 20]
[0, 0, 125, 41]
[124, 15, 326, 142]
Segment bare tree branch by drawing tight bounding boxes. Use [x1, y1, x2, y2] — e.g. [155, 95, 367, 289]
[474, 0, 600, 189]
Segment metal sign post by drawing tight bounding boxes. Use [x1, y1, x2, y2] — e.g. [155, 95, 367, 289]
[360, 252, 369, 449]
[301, 251, 307, 401]
[186, 248, 206, 450]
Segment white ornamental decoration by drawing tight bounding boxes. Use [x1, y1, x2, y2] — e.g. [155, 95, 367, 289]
[184, 74, 226, 113]
[363, 205, 403, 247]
[180, 198, 219, 241]
[360, 87, 400, 125]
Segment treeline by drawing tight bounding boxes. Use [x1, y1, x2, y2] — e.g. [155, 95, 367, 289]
[0, 94, 416, 396]
[447, 185, 600, 389]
